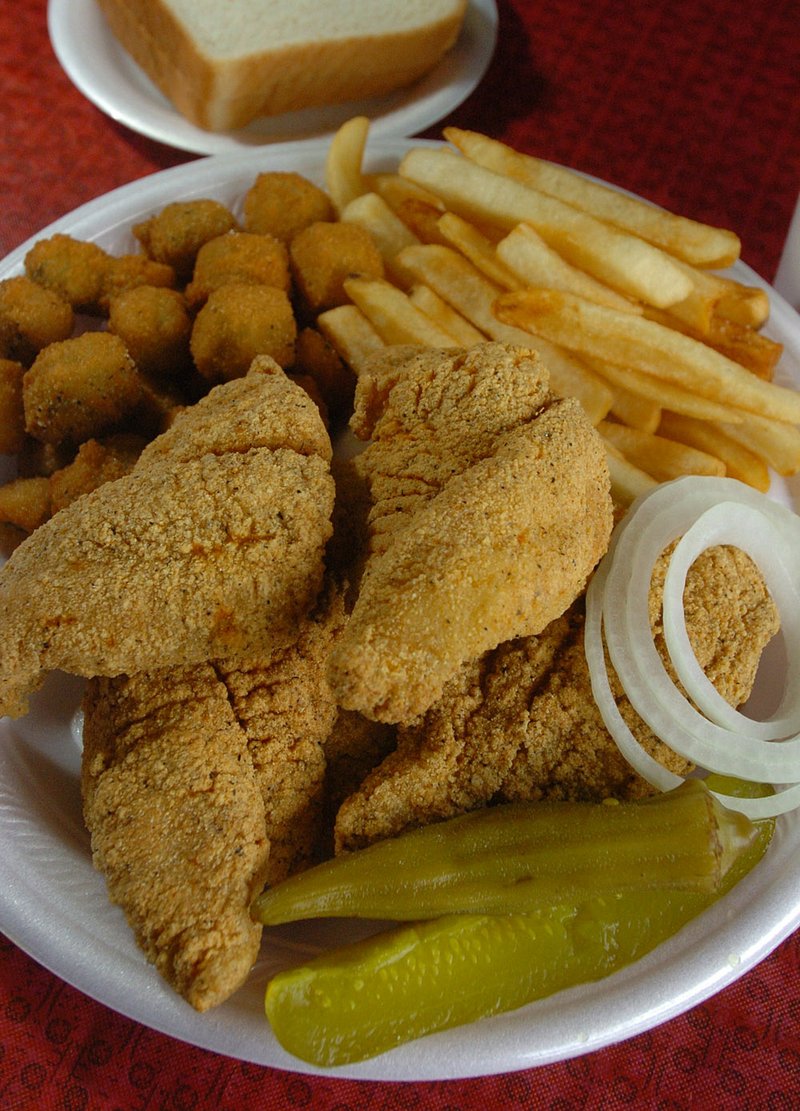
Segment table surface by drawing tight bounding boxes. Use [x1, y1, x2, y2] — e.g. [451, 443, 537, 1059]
[1, 1, 799, 1108]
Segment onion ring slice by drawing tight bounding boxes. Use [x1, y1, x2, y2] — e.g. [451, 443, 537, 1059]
[585, 476, 800, 817]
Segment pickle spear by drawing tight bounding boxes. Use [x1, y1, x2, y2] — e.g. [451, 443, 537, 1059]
[264, 778, 774, 1067]
[253, 779, 755, 925]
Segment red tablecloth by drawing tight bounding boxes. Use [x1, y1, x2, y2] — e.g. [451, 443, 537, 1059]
[1, 1, 799, 1107]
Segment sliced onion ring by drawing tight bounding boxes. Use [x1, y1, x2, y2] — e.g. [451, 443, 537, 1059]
[585, 475, 800, 818]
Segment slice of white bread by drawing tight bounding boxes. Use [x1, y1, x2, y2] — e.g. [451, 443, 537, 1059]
[96, 0, 469, 132]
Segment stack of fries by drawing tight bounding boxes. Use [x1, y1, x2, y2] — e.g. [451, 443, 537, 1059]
[319, 118, 799, 505]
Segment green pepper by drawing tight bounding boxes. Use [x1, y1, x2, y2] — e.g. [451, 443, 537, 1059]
[264, 778, 774, 1067]
[253, 779, 755, 925]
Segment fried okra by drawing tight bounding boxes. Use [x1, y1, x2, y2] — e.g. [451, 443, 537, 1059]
[0, 476, 51, 535]
[108, 285, 192, 379]
[99, 255, 176, 313]
[290, 221, 384, 313]
[242, 172, 334, 243]
[190, 284, 296, 382]
[24, 234, 111, 313]
[186, 232, 290, 308]
[23, 331, 143, 444]
[0, 277, 74, 365]
[294, 326, 355, 424]
[133, 199, 239, 281]
[0, 358, 26, 454]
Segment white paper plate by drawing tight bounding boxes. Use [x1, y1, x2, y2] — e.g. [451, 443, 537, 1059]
[2, 139, 800, 1081]
[48, 0, 498, 155]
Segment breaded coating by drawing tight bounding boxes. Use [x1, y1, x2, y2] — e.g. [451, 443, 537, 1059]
[186, 231, 290, 308]
[23, 331, 143, 445]
[0, 276, 74, 365]
[0, 357, 26, 453]
[99, 255, 176, 312]
[290, 221, 385, 313]
[0, 475, 51, 536]
[326, 343, 613, 723]
[82, 664, 270, 1012]
[24, 234, 111, 313]
[0, 362, 335, 718]
[107, 285, 192, 379]
[190, 284, 296, 382]
[215, 582, 348, 884]
[242, 171, 334, 243]
[81, 582, 347, 1009]
[334, 545, 779, 851]
[49, 433, 146, 513]
[133, 199, 239, 281]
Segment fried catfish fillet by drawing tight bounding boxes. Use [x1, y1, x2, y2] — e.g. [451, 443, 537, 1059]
[326, 342, 613, 724]
[0, 357, 335, 718]
[82, 663, 269, 1012]
[334, 544, 779, 851]
[82, 583, 347, 1011]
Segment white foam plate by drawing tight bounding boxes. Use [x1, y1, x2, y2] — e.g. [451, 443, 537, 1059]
[48, 0, 498, 154]
[1, 138, 800, 1081]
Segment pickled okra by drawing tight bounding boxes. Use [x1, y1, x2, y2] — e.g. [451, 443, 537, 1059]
[264, 777, 774, 1067]
[252, 779, 754, 925]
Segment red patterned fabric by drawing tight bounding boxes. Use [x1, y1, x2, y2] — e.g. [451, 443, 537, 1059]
[1, 1, 799, 1107]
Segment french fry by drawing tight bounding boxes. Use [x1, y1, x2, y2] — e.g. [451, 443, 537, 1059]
[583, 354, 747, 424]
[646, 305, 782, 380]
[444, 126, 741, 270]
[325, 115, 370, 216]
[407, 284, 486, 346]
[343, 276, 456, 347]
[397, 243, 614, 424]
[316, 304, 385, 376]
[593, 369, 661, 433]
[715, 412, 800, 477]
[341, 192, 420, 286]
[394, 197, 453, 246]
[604, 444, 659, 506]
[672, 259, 770, 329]
[436, 213, 521, 290]
[398, 147, 694, 309]
[496, 223, 642, 313]
[657, 411, 770, 492]
[495, 288, 800, 423]
[368, 172, 447, 215]
[599, 421, 726, 482]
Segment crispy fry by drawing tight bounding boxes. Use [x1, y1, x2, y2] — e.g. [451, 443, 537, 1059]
[646, 305, 782, 380]
[583, 353, 745, 424]
[599, 420, 726, 482]
[325, 116, 370, 216]
[399, 148, 694, 308]
[495, 223, 642, 313]
[444, 127, 740, 269]
[316, 304, 386, 376]
[341, 191, 421, 287]
[715, 412, 800, 477]
[407, 284, 486, 346]
[657, 411, 770, 491]
[604, 445, 658, 506]
[436, 213, 521, 290]
[343, 277, 456, 347]
[495, 288, 800, 423]
[397, 244, 613, 424]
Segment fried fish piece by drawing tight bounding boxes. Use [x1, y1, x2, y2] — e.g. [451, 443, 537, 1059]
[0, 358, 334, 718]
[335, 544, 779, 851]
[82, 663, 270, 1013]
[82, 581, 348, 1010]
[326, 342, 613, 724]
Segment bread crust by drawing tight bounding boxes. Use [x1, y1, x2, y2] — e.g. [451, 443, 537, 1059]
[96, 0, 468, 131]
